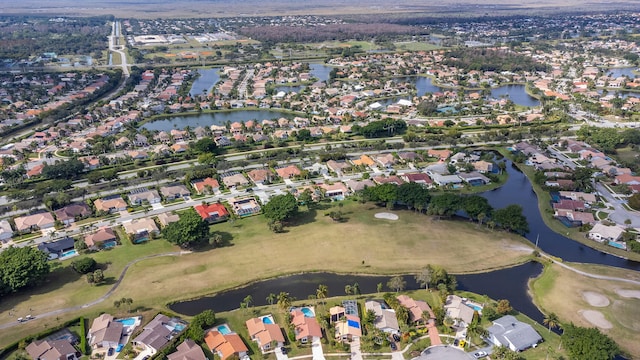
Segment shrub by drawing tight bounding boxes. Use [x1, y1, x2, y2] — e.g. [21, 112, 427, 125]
[71, 257, 97, 274]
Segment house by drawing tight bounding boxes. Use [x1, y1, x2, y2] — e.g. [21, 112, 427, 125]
[84, 228, 117, 248]
[275, 165, 301, 179]
[122, 218, 159, 241]
[247, 169, 272, 185]
[364, 300, 400, 334]
[588, 223, 625, 243]
[54, 203, 92, 226]
[544, 179, 575, 190]
[552, 199, 585, 212]
[0, 219, 14, 242]
[351, 154, 375, 167]
[398, 152, 421, 162]
[160, 185, 191, 201]
[229, 197, 261, 216]
[245, 316, 285, 353]
[427, 149, 451, 160]
[555, 210, 596, 225]
[204, 329, 248, 360]
[558, 191, 597, 204]
[167, 340, 207, 360]
[14, 212, 55, 233]
[157, 212, 180, 227]
[88, 314, 124, 350]
[326, 160, 351, 174]
[614, 174, 640, 186]
[133, 314, 182, 355]
[26, 339, 79, 360]
[458, 172, 491, 186]
[38, 237, 74, 259]
[373, 176, 404, 186]
[194, 203, 229, 222]
[128, 189, 161, 205]
[345, 179, 375, 192]
[334, 314, 362, 342]
[319, 182, 349, 199]
[472, 160, 494, 173]
[444, 295, 476, 328]
[430, 173, 462, 187]
[94, 196, 127, 213]
[374, 153, 396, 168]
[191, 177, 220, 194]
[487, 315, 542, 352]
[396, 295, 434, 324]
[290, 309, 322, 343]
[221, 173, 250, 189]
[400, 173, 433, 186]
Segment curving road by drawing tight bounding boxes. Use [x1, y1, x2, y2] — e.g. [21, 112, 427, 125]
[0, 251, 189, 331]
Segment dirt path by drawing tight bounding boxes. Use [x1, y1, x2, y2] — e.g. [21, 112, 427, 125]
[0, 251, 190, 331]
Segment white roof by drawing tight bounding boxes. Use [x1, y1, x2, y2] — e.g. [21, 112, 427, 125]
[589, 223, 624, 239]
[397, 99, 413, 106]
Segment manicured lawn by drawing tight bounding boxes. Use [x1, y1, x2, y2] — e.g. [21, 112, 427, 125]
[531, 263, 640, 357]
[394, 42, 443, 51]
[0, 201, 533, 348]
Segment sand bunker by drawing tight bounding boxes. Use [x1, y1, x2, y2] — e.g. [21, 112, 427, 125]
[582, 291, 610, 307]
[374, 212, 399, 220]
[616, 289, 640, 299]
[580, 310, 613, 329]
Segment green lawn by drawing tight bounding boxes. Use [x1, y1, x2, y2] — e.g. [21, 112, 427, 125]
[0, 201, 535, 348]
[394, 42, 443, 51]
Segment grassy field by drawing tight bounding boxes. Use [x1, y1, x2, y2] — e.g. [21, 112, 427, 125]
[0, 201, 534, 348]
[531, 263, 640, 358]
[394, 42, 443, 51]
[613, 146, 639, 164]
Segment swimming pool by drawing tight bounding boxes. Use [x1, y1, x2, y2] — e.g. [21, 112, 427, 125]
[465, 303, 483, 312]
[102, 240, 117, 249]
[60, 250, 78, 259]
[608, 241, 626, 249]
[261, 316, 274, 324]
[174, 323, 186, 332]
[116, 317, 137, 326]
[217, 324, 232, 335]
[301, 307, 315, 317]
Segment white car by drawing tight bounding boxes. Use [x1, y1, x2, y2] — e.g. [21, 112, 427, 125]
[473, 351, 488, 359]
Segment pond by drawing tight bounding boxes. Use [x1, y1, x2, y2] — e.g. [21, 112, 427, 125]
[607, 67, 638, 78]
[140, 110, 298, 131]
[309, 63, 332, 83]
[169, 262, 545, 323]
[189, 68, 220, 97]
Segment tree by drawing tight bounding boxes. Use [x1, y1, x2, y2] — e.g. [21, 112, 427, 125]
[344, 284, 352, 295]
[188, 309, 216, 340]
[427, 193, 461, 219]
[563, 323, 620, 360]
[396, 182, 430, 210]
[352, 282, 361, 295]
[266, 293, 277, 306]
[387, 276, 406, 292]
[243, 295, 253, 308]
[71, 257, 97, 274]
[277, 292, 292, 312]
[0, 246, 50, 295]
[491, 346, 525, 360]
[162, 208, 210, 247]
[191, 138, 218, 154]
[629, 193, 640, 211]
[466, 321, 488, 344]
[93, 269, 104, 284]
[316, 284, 328, 304]
[543, 312, 560, 333]
[263, 193, 298, 222]
[377, 283, 383, 293]
[415, 266, 433, 291]
[461, 195, 493, 220]
[492, 205, 529, 234]
[496, 299, 513, 315]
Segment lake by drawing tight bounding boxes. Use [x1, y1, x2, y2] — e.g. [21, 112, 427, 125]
[140, 110, 298, 131]
[607, 67, 638, 78]
[189, 68, 221, 97]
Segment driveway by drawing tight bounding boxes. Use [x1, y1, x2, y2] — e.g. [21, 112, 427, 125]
[350, 337, 363, 360]
[274, 346, 289, 360]
[596, 183, 640, 228]
[311, 337, 325, 360]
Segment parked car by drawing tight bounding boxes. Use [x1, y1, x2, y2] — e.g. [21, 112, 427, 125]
[107, 348, 114, 356]
[390, 342, 397, 351]
[473, 351, 488, 358]
[280, 347, 287, 355]
[392, 334, 401, 342]
[142, 356, 150, 360]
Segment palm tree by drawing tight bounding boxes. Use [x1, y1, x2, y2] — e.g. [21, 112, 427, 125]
[266, 293, 277, 306]
[243, 295, 253, 308]
[466, 322, 488, 347]
[543, 312, 560, 333]
[316, 284, 328, 306]
[344, 284, 352, 295]
[277, 292, 292, 313]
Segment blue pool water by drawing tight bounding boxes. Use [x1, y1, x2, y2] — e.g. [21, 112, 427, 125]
[608, 241, 626, 249]
[217, 324, 231, 335]
[174, 323, 186, 331]
[465, 304, 483, 312]
[301, 307, 314, 317]
[103, 240, 117, 248]
[347, 320, 360, 328]
[116, 318, 136, 326]
[60, 250, 77, 258]
[261, 316, 274, 324]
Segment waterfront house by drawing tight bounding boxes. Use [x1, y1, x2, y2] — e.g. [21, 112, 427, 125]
[290, 309, 322, 343]
[167, 340, 207, 360]
[487, 315, 542, 352]
[245, 316, 285, 353]
[397, 295, 434, 324]
[364, 300, 400, 334]
[204, 329, 248, 360]
[588, 223, 625, 243]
